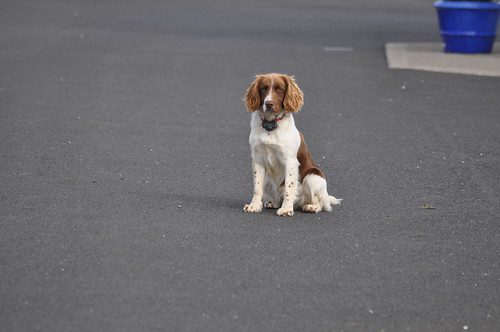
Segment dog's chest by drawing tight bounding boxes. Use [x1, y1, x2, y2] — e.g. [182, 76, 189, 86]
[249, 116, 301, 180]
[252, 133, 289, 178]
[256, 144, 284, 177]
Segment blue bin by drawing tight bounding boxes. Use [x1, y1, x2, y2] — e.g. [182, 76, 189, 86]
[434, 1, 500, 53]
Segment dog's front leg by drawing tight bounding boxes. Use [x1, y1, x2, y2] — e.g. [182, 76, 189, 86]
[243, 161, 265, 213]
[277, 159, 299, 217]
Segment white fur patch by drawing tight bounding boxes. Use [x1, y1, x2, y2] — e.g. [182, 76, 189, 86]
[262, 78, 274, 111]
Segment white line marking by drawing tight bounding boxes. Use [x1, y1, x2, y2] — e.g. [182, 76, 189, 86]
[323, 46, 354, 52]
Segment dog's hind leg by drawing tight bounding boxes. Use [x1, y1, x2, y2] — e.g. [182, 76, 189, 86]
[301, 174, 341, 212]
[303, 202, 321, 213]
[264, 201, 278, 209]
[263, 181, 280, 209]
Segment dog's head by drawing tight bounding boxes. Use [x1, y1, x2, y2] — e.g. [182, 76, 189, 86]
[243, 73, 304, 121]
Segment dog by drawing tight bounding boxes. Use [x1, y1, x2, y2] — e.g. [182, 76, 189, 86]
[243, 73, 342, 217]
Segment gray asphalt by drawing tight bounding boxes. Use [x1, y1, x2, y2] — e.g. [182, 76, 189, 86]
[1, 0, 499, 331]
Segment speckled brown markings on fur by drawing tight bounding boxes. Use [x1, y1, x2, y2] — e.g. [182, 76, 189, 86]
[297, 132, 324, 181]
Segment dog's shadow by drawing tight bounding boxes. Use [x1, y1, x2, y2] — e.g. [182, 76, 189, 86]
[153, 191, 342, 219]
[167, 192, 243, 210]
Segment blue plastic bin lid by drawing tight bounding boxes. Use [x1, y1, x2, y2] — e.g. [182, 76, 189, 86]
[434, 1, 500, 10]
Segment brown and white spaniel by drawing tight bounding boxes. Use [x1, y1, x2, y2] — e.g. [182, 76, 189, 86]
[243, 73, 342, 217]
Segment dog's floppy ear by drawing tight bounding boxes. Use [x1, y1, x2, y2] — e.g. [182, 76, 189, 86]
[243, 75, 262, 112]
[283, 75, 304, 113]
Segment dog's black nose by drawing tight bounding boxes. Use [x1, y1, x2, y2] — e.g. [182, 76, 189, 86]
[265, 101, 273, 110]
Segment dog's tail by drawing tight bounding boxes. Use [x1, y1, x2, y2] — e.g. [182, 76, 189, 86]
[330, 196, 343, 205]
[318, 194, 342, 212]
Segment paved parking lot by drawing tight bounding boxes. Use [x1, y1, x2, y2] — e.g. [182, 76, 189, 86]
[1, 0, 499, 330]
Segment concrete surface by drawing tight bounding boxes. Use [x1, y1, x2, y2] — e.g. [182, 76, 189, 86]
[1, 0, 499, 331]
[386, 42, 500, 77]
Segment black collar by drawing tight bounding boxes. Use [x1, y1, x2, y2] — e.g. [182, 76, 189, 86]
[261, 114, 285, 131]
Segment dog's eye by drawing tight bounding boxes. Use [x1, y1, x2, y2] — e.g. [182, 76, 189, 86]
[275, 87, 284, 92]
[260, 86, 268, 91]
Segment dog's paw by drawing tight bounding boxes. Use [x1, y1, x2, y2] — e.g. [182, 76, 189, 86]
[264, 201, 278, 209]
[303, 203, 321, 213]
[277, 206, 294, 217]
[243, 203, 262, 213]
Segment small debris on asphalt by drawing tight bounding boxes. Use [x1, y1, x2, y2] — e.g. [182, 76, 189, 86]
[420, 204, 435, 209]
[177, 205, 181, 208]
